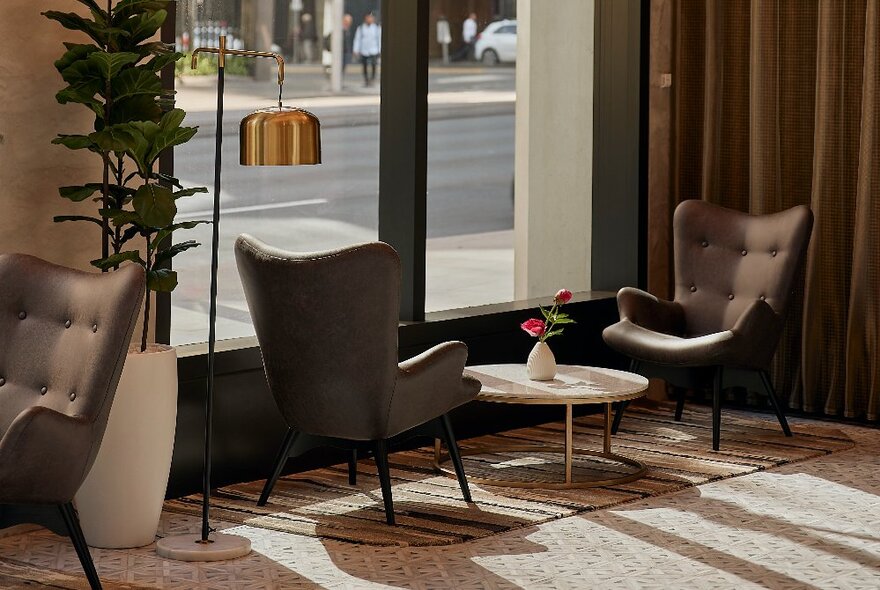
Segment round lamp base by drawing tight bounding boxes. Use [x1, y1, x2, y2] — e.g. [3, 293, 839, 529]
[156, 532, 251, 562]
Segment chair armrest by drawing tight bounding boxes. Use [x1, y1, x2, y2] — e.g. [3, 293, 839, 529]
[387, 342, 481, 437]
[0, 406, 94, 504]
[727, 298, 785, 369]
[616, 287, 685, 336]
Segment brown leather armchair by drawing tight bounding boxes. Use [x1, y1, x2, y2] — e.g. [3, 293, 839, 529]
[603, 200, 813, 450]
[0, 255, 144, 590]
[235, 235, 480, 525]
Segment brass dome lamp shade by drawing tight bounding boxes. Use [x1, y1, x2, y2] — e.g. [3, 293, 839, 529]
[240, 106, 321, 165]
[156, 35, 320, 563]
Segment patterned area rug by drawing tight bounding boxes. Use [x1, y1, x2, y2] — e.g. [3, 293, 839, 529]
[164, 403, 854, 547]
[0, 557, 152, 589]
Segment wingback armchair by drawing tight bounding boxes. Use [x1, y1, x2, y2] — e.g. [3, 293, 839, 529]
[235, 235, 481, 525]
[602, 200, 813, 450]
[0, 254, 144, 590]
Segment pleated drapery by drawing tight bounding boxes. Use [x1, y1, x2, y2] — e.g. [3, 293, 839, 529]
[650, 0, 880, 420]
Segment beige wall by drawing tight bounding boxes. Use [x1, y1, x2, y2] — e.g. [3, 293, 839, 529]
[0, 0, 107, 269]
[514, 0, 595, 299]
[0, 0, 155, 344]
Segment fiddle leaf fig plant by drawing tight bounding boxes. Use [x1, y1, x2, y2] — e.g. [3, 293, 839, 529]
[44, 0, 208, 352]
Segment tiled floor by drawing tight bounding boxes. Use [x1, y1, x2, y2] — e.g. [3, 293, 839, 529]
[1, 413, 878, 589]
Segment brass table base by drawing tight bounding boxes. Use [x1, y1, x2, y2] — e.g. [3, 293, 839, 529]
[434, 403, 647, 490]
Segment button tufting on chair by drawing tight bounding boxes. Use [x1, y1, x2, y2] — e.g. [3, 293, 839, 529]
[0, 253, 145, 590]
[772, 250, 777, 256]
[69, 392, 76, 402]
[760, 295, 766, 301]
[65, 320, 71, 328]
[690, 285, 697, 292]
[92, 324, 98, 333]
[0, 378, 5, 386]
[741, 249, 747, 256]
[701, 240, 708, 247]
[728, 293, 735, 300]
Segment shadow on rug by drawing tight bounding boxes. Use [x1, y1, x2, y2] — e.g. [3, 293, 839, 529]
[164, 403, 854, 547]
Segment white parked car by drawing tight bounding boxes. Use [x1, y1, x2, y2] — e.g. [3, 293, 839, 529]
[474, 20, 517, 65]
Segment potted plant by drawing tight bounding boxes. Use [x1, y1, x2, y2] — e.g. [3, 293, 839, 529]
[521, 289, 575, 380]
[43, 0, 207, 548]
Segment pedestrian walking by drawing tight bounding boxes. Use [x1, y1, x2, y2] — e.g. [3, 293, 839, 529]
[452, 12, 478, 61]
[301, 13, 317, 63]
[353, 12, 381, 86]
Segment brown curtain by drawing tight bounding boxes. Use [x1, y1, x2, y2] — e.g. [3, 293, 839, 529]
[649, 0, 880, 420]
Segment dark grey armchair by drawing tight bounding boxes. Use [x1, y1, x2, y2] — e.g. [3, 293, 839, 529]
[603, 200, 813, 450]
[235, 235, 481, 525]
[0, 254, 144, 590]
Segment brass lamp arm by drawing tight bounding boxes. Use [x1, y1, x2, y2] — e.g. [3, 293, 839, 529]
[192, 36, 285, 102]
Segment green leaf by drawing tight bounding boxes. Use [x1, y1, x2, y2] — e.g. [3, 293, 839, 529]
[172, 186, 208, 199]
[146, 49, 183, 72]
[110, 94, 162, 125]
[154, 240, 199, 263]
[148, 124, 197, 164]
[543, 329, 565, 339]
[154, 220, 209, 245]
[53, 215, 108, 232]
[54, 43, 100, 74]
[120, 225, 144, 245]
[113, 0, 169, 21]
[55, 85, 103, 119]
[552, 317, 576, 325]
[59, 185, 99, 202]
[99, 208, 141, 226]
[86, 50, 139, 79]
[89, 125, 138, 153]
[155, 173, 182, 188]
[91, 250, 143, 271]
[117, 9, 166, 46]
[133, 183, 176, 228]
[43, 11, 106, 46]
[111, 66, 162, 102]
[147, 268, 177, 292]
[52, 134, 97, 151]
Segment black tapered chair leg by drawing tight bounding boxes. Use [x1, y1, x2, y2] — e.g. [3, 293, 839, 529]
[373, 439, 395, 525]
[258, 428, 298, 506]
[611, 400, 629, 435]
[712, 367, 723, 451]
[348, 448, 358, 485]
[59, 503, 101, 590]
[760, 371, 793, 437]
[439, 414, 472, 503]
[674, 388, 686, 422]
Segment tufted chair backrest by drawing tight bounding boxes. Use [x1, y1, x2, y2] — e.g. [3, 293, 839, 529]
[235, 235, 401, 441]
[0, 255, 144, 451]
[673, 200, 813, 337]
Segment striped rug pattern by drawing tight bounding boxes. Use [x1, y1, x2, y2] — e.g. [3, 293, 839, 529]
[164, 403, 854, 547]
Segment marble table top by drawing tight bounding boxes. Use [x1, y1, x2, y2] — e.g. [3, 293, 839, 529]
[464, 364, 649, 405]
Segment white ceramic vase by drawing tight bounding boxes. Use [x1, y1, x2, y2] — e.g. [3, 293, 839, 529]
[527, 341, 557, 380]
[75, 344, 178, 549]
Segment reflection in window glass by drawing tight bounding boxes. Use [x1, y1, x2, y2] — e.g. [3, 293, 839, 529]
[426, 1, 517, 312]
[171, 0, 381, 345]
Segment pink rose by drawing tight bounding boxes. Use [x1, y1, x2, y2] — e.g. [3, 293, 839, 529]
[521, 318, 546, 337]
[554, 288, 573, 304]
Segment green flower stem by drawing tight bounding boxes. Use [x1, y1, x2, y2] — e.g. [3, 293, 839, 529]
[539, 301, 560, 343]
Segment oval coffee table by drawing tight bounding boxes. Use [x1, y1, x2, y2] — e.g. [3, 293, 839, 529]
[435, 364, 649, 489]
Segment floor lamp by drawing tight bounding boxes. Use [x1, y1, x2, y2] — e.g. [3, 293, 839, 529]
[156, 35, 321, 561]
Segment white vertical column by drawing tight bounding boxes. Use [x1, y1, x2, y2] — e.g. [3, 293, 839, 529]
[329, 0, 344, 92]
[253, 0, 275, 81]
[514, 0, 595, 299]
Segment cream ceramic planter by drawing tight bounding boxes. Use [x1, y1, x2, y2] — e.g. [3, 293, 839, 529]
[75, 344, 178, 549]
[527, 341, 557, 381]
